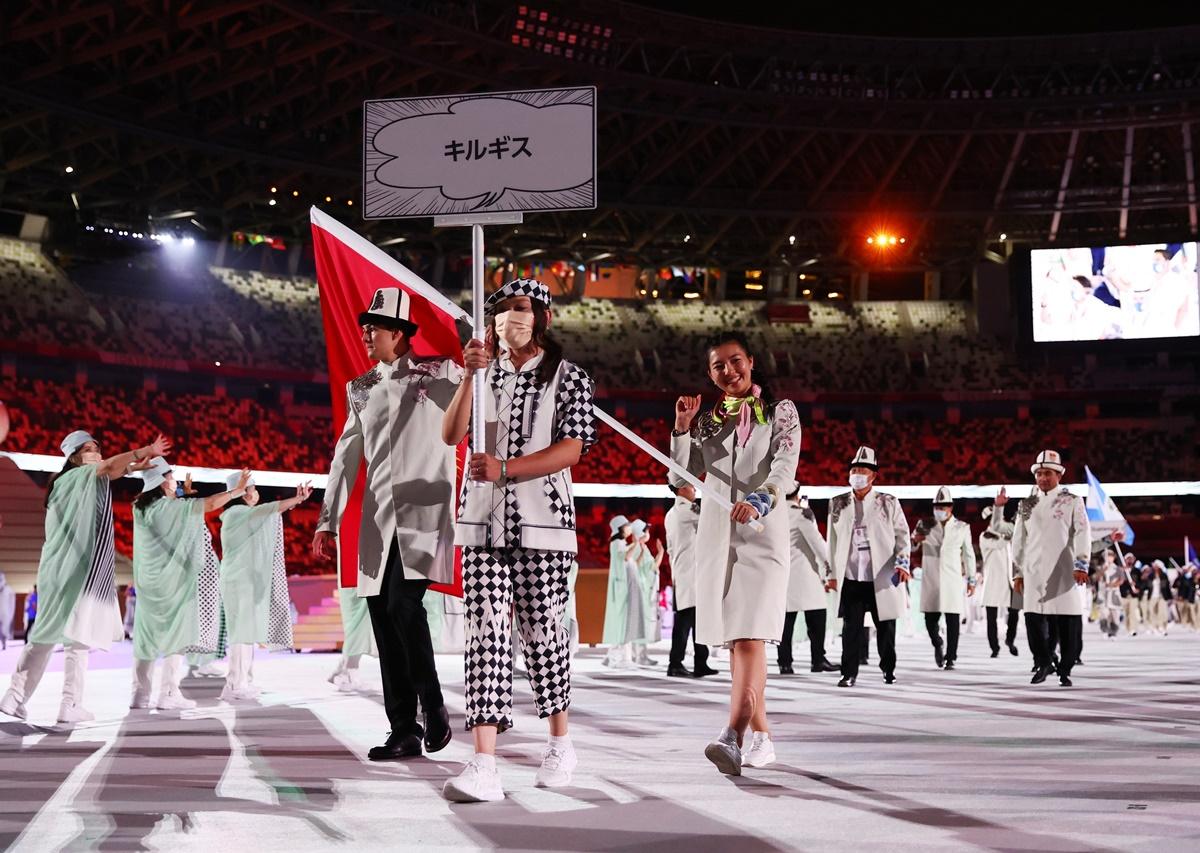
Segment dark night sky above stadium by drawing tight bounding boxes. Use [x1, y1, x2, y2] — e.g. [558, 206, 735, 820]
[630, 2, 1199, 37]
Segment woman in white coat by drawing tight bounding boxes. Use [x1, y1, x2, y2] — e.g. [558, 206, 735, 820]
[979, 488, 1020, 657]
[914, 487, 976, 671]
[672, 333, 801, 776]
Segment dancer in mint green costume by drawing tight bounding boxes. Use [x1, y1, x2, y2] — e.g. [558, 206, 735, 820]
[131, 459, 250, 711]
[1, 430, 170, 724]
[219, 472, 312, 700]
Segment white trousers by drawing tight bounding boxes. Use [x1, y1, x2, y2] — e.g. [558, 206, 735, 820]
[5, 642, 90, 709]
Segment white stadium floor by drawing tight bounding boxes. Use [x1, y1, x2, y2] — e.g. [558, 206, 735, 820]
[2, 624, 1198, 852]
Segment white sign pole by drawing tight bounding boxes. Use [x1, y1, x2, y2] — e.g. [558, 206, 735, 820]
[470, 223, 486, 462]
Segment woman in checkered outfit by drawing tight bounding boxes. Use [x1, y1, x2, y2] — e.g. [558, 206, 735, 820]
[440, 278, 597, 803]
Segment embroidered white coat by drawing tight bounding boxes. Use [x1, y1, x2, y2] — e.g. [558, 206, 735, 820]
[786, 503, 833, 613]
[917, 516, 977, 614]
[664, 497, 700, 610]
[670, 400, 801, 646]
[827, 489, 911, 622]
[316, 357, 462, 597]
[979, 510, 1016, 609]
[1012, 487, 1092, 616]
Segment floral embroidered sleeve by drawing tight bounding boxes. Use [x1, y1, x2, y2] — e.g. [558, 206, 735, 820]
[749, 399, 801, 510]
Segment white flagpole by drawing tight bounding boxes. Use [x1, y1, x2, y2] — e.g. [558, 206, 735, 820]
[593, 407, 764, 533]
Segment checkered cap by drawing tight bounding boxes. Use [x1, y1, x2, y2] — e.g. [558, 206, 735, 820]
[485, 278, 550, 314]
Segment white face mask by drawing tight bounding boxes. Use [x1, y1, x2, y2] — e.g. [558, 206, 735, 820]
[934, 508, 950, 522]
[849, 473, 870, 490]
[494, 309, 534, 351]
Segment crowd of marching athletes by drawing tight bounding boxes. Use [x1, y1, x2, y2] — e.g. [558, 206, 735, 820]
[3, 277, 1198, 806]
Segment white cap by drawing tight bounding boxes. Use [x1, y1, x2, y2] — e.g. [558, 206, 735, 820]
[609, 515, 630, 535]
[226, 471, 254, 492]
[631, 519, 648, 538]
[60, 430, 95, 457]
[139, 457, 172, 494]
[933, 486, 953, 506]
[1031, 449, 1066, 475]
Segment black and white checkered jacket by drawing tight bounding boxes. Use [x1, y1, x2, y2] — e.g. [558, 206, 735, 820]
[454, 353, 597, 553]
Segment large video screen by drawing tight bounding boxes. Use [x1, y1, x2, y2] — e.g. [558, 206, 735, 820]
[1030, 241, 1199, 341]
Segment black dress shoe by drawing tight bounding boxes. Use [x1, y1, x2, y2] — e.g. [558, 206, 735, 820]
[883, 673, 896, 684]
[693, 664, 719, 678]
[933, 645, 945, 668]
[778, 663, 795, 675]
[942, 660, 955, 671]
[812, 659, 839, 672]
[1074, 658, 1084, 666]
[1031, 665, 1054, 685]
[667, 665, 692, 678]
[837, 676, 856, 687]
[368, 730, 423, 761]
[990, 649, 1000, 658]
[1030, 663, 1039, 673]
[1007, 643, 1019, 656]
[423, 706, 452, 754]
[1059, 674, 1073, 687]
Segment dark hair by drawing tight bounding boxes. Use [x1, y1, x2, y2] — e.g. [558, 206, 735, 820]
[1072, 275, 1092, 289]
[45, 457, 81, 508]
[134, 487, 168, 513]
[703, 331, 774, 404]
[487, 297, 563, 386]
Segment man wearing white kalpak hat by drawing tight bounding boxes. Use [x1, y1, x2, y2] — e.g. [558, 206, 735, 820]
[312, 286, 462, 760]
[1012, 450, 1091, 687]
[914, 486, 977, 671]
[781, 485, 838, 674]
[827, 446, 912, 687]
[2, 430, 168, 723]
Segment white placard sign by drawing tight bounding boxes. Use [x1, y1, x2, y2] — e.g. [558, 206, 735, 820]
[363, 86, 596, 219]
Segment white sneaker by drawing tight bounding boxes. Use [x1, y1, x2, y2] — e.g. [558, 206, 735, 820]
[442, 759, 505, 803]
[534, 743, 578, 788]
[331, 671, 360, 693]
[157, 691, 197, 711]
[130, 696, 152, 710]
[704, 728, 742, 776]
[195, 661, 227, 678]
[1, 690, 28, 720]
[741, 732, 776, 768]
[57, 703, 95, 724]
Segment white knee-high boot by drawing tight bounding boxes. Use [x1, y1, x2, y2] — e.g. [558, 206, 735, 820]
[157, 654, 196, 710]
[58, 645, 94, 723]
[1, 642, 56, 719]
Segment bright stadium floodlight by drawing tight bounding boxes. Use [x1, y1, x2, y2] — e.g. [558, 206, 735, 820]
[181, 236, 195, 247]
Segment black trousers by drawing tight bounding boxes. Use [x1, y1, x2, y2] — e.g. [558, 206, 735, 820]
[839, 580, 896, 679]
[668, 605, 709, 670]
[1026, 612, 1081, 674]
[986, 606, 1021, 652]
[779, 609, 828, 668]
[366, 543, 443, 734]
[924, 612, 960, 662]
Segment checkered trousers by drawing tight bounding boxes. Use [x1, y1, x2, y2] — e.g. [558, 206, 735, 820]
[462, 547, 573, 732]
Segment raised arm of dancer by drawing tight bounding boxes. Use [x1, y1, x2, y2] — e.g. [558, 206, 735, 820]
[98, 433, 171, 479]
[204, 469, 251, 513]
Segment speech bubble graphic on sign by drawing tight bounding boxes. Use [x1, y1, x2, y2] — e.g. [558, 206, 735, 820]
[363, 87, 596, 219]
